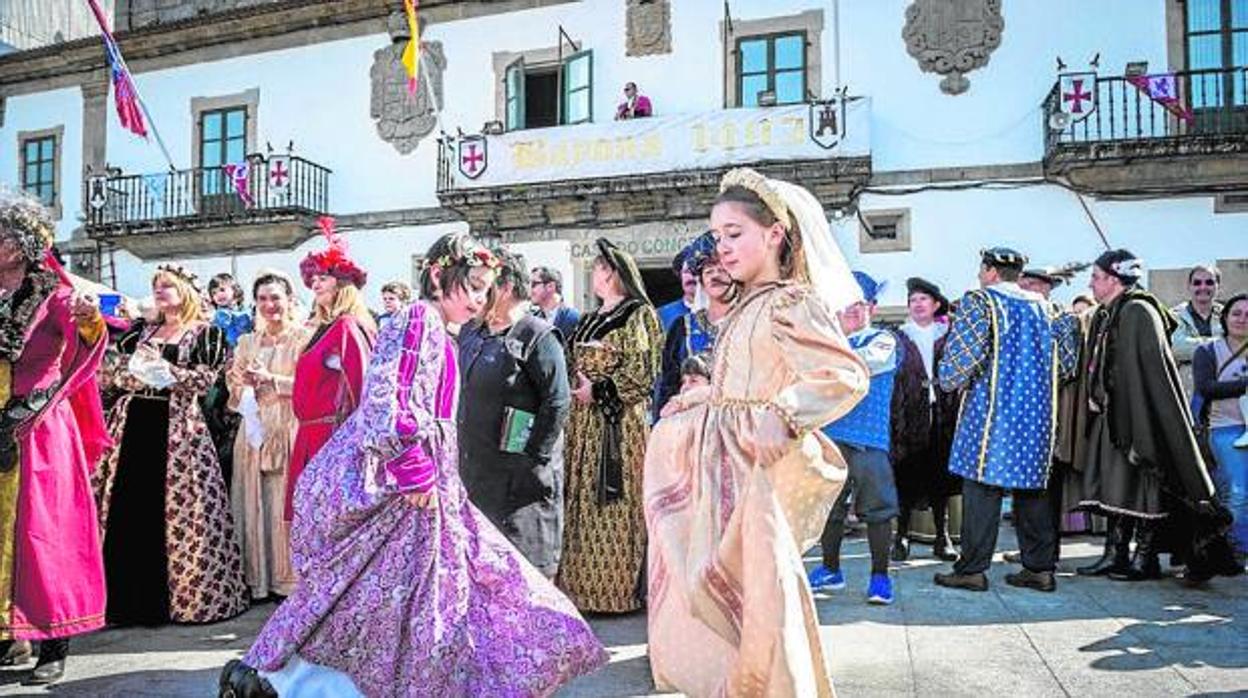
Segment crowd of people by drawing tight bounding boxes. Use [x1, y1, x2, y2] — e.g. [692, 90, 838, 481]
[0, 171, 1243, 696]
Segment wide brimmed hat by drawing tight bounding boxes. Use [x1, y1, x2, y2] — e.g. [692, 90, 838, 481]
[299, 216, 367, 289]
[1021, 267, 1065, 288]
[906, 276, 950, 316]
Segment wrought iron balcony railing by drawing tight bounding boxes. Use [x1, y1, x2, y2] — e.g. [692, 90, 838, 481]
[1043, 66, 1248, 160]
[85, 154, 331, 235]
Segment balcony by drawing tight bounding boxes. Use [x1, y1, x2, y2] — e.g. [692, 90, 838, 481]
[434, 101, 872, 235]
[1042, 66, 1248, 195]
[83, 155, 331, 259]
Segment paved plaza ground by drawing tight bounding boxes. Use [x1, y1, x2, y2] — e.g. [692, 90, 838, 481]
[2, 528, 1244, 697]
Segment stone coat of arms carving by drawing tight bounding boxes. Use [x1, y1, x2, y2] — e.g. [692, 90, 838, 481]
[903, 0, 1004, 95]
[370, 11, 446, 155]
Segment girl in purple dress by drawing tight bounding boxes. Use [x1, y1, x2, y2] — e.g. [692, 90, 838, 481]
[220, 233, 607, 697]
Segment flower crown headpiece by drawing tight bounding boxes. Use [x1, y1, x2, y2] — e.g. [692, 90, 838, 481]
[423, 244, 499, 271]
[155, 263, 201, 291]
[720, 168, 793, 232]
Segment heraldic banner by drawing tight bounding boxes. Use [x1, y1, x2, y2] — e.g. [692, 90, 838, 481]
[448, 99, 871, 189]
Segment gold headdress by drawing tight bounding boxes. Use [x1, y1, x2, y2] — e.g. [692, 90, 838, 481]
[719, 167, 794, 232]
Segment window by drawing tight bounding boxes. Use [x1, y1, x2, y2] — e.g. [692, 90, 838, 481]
[736, 32, 806, 107]
[503, 50, 594, 130]
[200, 106, 247, 195]
[858, 209, 911, 253]
[21, 135, 56, 206]
[1185, 0, 1248, 107]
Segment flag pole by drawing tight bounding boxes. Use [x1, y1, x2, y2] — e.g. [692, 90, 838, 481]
[85, 0, 177, 171]
[132, 94, 177, 172]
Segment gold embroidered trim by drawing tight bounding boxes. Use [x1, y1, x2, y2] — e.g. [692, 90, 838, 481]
[975, 293, 1000, 480]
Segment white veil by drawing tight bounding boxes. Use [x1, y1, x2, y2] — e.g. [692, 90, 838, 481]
[720, 168, 861, 312]
[768, 179, 862, 312]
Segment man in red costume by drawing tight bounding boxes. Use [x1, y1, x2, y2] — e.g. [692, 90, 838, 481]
[0, 192, 110, 685]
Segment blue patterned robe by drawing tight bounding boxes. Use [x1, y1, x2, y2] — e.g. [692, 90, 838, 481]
[938, 284, 1079, 490]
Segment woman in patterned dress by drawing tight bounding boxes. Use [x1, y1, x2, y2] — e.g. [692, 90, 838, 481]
[645, 168, 869, 697]
[94, 266, 248, 626]
[226, 270, 309, 601]
[558, 239, 662, 613]
[220, 232, 606, 698]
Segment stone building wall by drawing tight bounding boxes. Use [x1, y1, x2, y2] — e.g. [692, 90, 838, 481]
[120, 0, 288, 31]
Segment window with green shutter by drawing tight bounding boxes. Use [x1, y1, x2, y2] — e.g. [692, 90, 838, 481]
[502, 49, 594, 130]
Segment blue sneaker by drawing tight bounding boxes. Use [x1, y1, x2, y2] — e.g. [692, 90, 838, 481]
[866, 573, 894, 605]
[808, 566, 845, 591]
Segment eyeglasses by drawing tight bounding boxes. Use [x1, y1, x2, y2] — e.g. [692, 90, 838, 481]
[530, 280, 550, 287]
[1191, 279, 1217, 287]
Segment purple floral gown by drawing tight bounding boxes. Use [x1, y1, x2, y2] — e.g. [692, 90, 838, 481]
[244, 301, 607, 697]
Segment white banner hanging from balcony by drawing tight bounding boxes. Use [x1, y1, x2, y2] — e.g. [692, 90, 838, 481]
[446, 98, 870, 189]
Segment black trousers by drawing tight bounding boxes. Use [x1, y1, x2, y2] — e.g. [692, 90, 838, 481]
[955, 479, 1056, 575]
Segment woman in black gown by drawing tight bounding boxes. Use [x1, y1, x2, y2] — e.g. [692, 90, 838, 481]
[95, 266, 248, 626]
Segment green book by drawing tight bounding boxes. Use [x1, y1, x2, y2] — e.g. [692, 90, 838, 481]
[499, 406, 536, 454]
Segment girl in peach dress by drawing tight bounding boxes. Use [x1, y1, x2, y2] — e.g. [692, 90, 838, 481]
[645, 168, 868, 697]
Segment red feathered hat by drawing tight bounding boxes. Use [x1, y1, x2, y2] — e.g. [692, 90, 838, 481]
[299, 216, 367, 289]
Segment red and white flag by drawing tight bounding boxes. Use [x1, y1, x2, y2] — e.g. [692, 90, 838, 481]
[86, 0, 148, 138]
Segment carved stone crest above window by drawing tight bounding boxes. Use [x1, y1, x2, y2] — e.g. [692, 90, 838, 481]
[370, 11, 446, 155]
[626, 0, 672, 57]
[902, 0, 1004, 95]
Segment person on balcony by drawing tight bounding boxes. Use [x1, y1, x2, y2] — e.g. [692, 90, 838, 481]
[94, 265, 249, 626]
[615, 82, 653, 120]
[0, 193, 111, 685]
[288, 218, 376, 523]
[226, 270, 309, 602]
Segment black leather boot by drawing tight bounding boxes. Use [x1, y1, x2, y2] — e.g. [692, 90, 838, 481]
[1110, 521, 1163, 581]
[891, 508, 911, 562]
[219, 659, 278, 698]
[932, 499, 959, 562]
[1077, 515, 1132, 576]
[24, 638, 68, 685]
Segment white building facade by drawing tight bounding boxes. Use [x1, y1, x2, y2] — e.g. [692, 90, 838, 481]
[1, 0, 1244, 311]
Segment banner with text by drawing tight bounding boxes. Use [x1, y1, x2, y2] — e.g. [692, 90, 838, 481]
[450, 98, 870, 188]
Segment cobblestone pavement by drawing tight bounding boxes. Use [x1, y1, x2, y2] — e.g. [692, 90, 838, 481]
[2, 530, 1244, 697]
